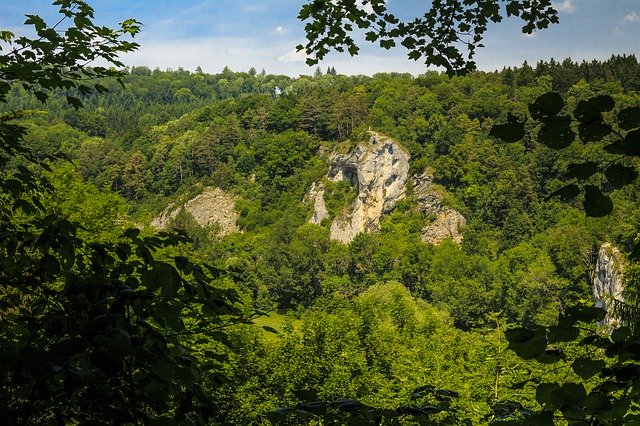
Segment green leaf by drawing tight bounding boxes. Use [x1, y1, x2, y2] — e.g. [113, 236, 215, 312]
[490, 122, 525, 143]
[571, 357, 605, 379]
[578, 121, 612, 142]
[262, 325, 279, 335]
[553, 382, 586, 407]
[630, 242, 640, 262]
[535, 383, 560, 408]
[566, 162, 598, 180]
[611, 326, 632, 342]
[538, 115, 575, 149]
[562, 305, 607, 324]
[575, 100, 604, 124]
[589, 94, 615, 112]
[505, 327, 535, 344]
[522, 410, 554, 426]
[584, 393, 611, 413]
[40, 254, 61, 276]
[618, 106, 640, 130]
[66, 96, 83, 110]
[547, 326, 580, 343]
[528, 92, 563, 120]
[546, 184, 580, 201]
[605, 164, 638, 189]
[508, 331, 547, 360]
[583, 185, 613, 217]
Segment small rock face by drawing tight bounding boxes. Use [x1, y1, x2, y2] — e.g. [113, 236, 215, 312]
[421, 208, 466, 245]
[325, 133, 410, 243]
[151, 187, 240, 236]
[593, 243, 625, 328]
[307, 182, 329, 225]
[307, 132, 466, 245]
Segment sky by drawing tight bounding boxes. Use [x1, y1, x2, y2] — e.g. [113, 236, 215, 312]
[1, 0, 640, 77]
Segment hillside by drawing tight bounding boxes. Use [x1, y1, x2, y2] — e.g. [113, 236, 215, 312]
[4, 57, 640, 423]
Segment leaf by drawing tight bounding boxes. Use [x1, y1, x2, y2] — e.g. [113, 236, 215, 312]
[566, 162, 598, 180]
[40, 254, 61, 276]
[504, 327, 535, 344]
[66, 96, 83, 110]
[578, 121, 612, 142]
[547, 326, 580, 343]
[546, 184, 580, 201]
[538, 116, 575, 149]
[508, 331, 547, 359]
[552, 382, 586, 407]
[535, 383, 560, 407]
[562, 305, 607, 324]
[571, 357, 605, 379]
[618, 106, 640, 131]
[589, 95, 615, 112]
[262, 325, 279, 335]
[583, 185, 613, 217]
[630, 242, 640, 262]
[528, 92, 563, 120]
[605, 164, 638, 189]
[490, 121, 525, 143]
[584, 393, 611, 413]
[611, 327, 632, 342]
[522, 410, 554, 426]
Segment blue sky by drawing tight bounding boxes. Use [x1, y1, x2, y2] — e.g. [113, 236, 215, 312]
[1, 1, 640, 76]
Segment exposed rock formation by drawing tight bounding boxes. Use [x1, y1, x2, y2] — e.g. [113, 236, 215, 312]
[421, 208, 467, 245]
[322, 133, 411, 243]
[307, 132, 466, 244]
[151, 186, 240, 236]
[593, 243, 625, 328]
[307, 182, 329, 225]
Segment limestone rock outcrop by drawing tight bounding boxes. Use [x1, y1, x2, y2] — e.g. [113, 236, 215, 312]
[307, 131, 466, 244]
[316, 133, 411, 243]
[151, 186, 240, 236]
[421, 208, 467, 245]
[593, 243, 626, 327]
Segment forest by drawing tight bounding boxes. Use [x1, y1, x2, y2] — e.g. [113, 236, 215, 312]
[2, 1, 640, 425]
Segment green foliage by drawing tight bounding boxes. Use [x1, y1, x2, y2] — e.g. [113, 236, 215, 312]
[298, 0, 558, 75]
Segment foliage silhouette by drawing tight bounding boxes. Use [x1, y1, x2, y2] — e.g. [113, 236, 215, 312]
[0, 2, 247, 423]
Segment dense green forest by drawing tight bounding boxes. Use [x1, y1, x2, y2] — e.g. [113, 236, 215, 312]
[3, 2, 640, 424]
[4, 54, 640, 423]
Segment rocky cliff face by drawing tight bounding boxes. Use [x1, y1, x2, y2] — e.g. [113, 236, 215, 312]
[593, 243, 625, 328]
[152, 186, 240, 236]
[308, 132, 465, 244]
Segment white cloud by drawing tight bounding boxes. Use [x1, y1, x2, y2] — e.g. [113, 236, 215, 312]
[624, 12, 640, 23]
[274, 26, 289, 36]
[278, 48, 309, 62]
[553, 1, 575, 13]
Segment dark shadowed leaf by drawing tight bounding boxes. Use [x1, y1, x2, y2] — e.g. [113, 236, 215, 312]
[589, 95, 615, 112]
[605, 164, 638, 189]
[562, 305, 607, 324]
[578, 121, 612, 142]
[505, 327, 535, 344]
[522, 410, 554, 426]
[538, 115, 575, 149]
[546, 184, 580, 201]
[528, 92, 563, 120]
[584, 393, 612, 413]
[553, 382, 586, 407]
[490, 121, 525, 143]
[262, 325, 279, 334]
[547, 326, 580, 343]
[535, 383, 560, 408]
[583, 185, 613, 217]
[566, 162, 598, 180]
[618, 106, 640, 130]
[571, 357, 605, 379]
